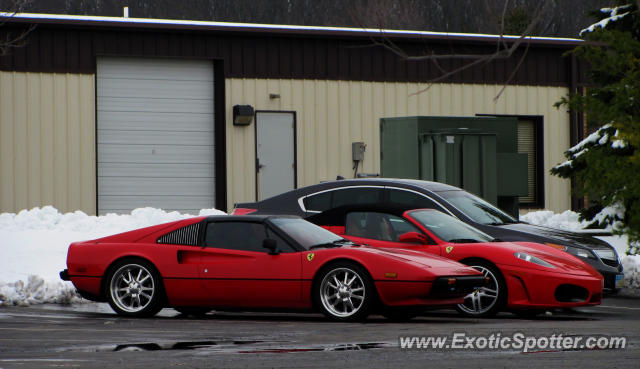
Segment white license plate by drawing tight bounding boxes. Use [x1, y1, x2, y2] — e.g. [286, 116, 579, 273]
[615, 274, 625, 288]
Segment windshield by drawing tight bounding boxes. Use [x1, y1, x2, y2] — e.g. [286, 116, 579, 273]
[438, 190, 518, 225]
[408, 209, 495, 243]
[269, 217, 344, 250]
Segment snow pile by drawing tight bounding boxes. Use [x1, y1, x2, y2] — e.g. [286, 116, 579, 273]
[520, 210, 589, 232]
[0, 206, 225, 306]
[622, 255, 640, 292]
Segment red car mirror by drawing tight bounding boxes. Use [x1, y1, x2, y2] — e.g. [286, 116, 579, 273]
[398, 231, 428, 244]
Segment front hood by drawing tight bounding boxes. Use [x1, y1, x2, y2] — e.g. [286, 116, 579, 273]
[490, 241, 600, 276]
[496, 222, 614, 251]
[355, 246, 481, 276]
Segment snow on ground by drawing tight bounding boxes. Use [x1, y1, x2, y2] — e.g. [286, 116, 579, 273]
[0, 206, 638, 306]
[0, 206, 225, 306]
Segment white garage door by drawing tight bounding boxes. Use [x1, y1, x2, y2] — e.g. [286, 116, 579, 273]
[97, 57, 215, 215]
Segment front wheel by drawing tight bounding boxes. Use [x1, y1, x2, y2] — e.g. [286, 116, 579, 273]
[105, 259, 164, 317]
[455, 261, 506, 318]
[314, 262, 375, 321]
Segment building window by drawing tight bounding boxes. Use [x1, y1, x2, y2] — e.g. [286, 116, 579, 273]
[478, 114, 544, 208]
[517, 118, 539, 206]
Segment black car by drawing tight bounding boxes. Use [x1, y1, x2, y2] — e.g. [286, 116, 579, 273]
[234, 178, 623, 292]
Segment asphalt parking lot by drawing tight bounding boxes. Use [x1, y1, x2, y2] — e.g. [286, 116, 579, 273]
[1, 296, 639, 369]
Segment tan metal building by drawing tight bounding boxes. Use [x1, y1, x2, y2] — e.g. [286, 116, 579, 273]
[0, 13, 587, 215]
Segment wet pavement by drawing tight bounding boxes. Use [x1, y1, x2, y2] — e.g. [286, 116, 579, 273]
[0, 297, 639, 368]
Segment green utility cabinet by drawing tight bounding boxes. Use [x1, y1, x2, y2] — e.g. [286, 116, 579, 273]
[380, 116, 528, 216]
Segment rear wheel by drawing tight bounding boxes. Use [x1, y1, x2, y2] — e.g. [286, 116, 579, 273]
[455, 261, 506, 317]
[314, 262, 375, 321]
[105, 259, 164, 317]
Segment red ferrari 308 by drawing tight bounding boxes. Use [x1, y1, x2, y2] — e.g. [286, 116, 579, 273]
[307, 205, 604, 317]
[60, 215, 486, 321]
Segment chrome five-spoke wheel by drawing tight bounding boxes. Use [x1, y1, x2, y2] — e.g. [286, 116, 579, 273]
[456, 262, 505, 317]
[106, 259, 164, 317]
[316, 263, 373, 321]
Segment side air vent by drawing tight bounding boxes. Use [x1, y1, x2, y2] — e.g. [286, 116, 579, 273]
[157, 223, 201, 246]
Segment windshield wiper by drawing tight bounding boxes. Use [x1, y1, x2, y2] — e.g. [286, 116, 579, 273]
[448, 238, 482, 243]
[309, 239, 353, 250]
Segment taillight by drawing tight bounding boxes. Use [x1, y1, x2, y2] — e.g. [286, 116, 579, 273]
[232, 208, 257, 215]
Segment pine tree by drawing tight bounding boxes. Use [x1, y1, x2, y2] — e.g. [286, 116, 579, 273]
[553, 1, 640, 255]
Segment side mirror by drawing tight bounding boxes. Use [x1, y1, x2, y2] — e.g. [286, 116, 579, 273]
[263, 238, 280, 255]
[398, 231, 428, 244]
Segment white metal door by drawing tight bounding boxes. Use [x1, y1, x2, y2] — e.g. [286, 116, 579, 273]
[97, 57, 215, 214]
[256, 112, 295, 200]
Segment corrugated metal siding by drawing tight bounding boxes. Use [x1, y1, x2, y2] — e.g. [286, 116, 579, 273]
[226, 79, 571, 213]
[0, 71, 95, 214]
[0, 25, 583, 87]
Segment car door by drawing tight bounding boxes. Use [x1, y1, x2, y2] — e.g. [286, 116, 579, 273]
[198, 220, 302, 307]
[342, 211, 443, 256]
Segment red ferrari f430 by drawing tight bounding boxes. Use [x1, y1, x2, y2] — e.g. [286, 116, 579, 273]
[307, 205, 604, 317]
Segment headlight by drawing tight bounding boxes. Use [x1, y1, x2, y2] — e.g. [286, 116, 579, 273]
[514, 252, 556, 268]
[546, 243, 596, 260]
[593, 248, 617, 261]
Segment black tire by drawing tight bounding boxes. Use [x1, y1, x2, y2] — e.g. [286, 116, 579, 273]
[381, 307, 423, 322]
[313, 261, 375, 322]
[174, 307, 213, 316]
[455, 260, 507, 318]
[104, 258, 165, 317]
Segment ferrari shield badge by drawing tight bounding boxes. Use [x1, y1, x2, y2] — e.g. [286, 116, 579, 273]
[306, 253, 315, 262]
[446, 246, 454, 254]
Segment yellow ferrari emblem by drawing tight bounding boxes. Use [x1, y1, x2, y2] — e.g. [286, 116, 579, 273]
[306, 253, 315, 262]
[446, 246, 454, 254]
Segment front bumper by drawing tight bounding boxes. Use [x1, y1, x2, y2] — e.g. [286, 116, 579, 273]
[499, 264, 603, 309]
[581, 258, 623, 292]
[375, 275, 486, 307]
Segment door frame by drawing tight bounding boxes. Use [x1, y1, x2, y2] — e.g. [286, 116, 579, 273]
[254, 110, 297, 201]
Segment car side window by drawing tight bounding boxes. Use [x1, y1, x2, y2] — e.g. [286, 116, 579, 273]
[387, 189, 440, 209]
[205, 222, 267, 252]
[266, 227, 297, 253]
[303, 187, 384, 212]
[332, 187, 384, 208]
[345, 212, 420, 242]
[303, 191, 332, 212]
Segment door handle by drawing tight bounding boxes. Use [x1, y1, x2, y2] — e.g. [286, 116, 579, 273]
[256, 158, 265, 171]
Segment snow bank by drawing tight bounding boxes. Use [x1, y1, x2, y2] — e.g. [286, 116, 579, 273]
[0, 206, 225, 306]
[520, 210, 588, 232]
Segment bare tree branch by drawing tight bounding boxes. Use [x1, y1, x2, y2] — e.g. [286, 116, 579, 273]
[348, 0, 553, 100]
[0, 0, 35, 56]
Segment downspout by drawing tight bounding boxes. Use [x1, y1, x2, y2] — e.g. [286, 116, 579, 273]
[568, 53, 585, 211]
